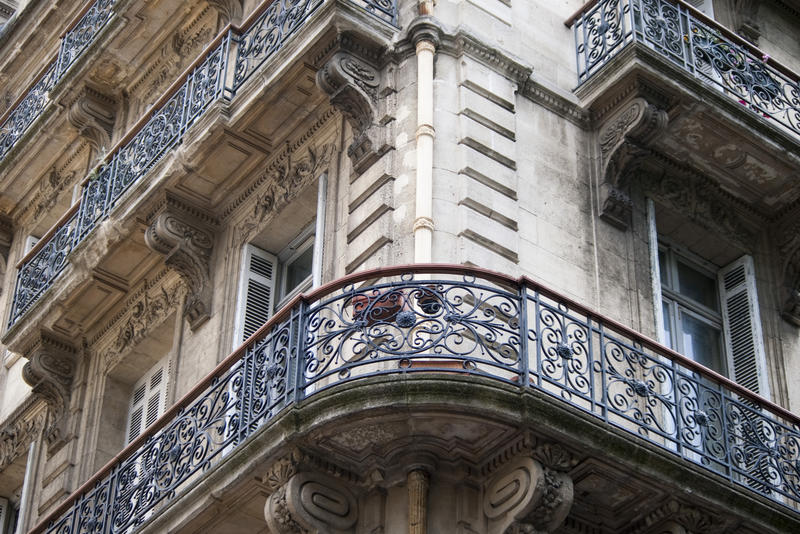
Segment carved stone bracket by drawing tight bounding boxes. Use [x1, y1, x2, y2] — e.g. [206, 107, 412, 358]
[0, 398, 46, 472]
[67, 85, 117, 157]
[207, 0, 244, 24]
[21, 331, 77, 445]
[265, 470, 359, 534]
[145, 197, 215, 330]
[483, 454, 574, 534]
[597, 97, 668, 230]
[777, 214, 800, 326]
[317, 51, 385, 175]
[0, 214, 11, 267]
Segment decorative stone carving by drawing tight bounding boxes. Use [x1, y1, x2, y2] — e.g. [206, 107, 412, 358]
[317, 51, 386, 174]
[730, 0, 761, 44]
[67, 85, 116, 156]
[0, 400, 45, 471]
[102, 280, 183, 371]
[483, 455, 573, 534]
[0, 214, 11, 266]
[21, 331, 77, 444]
[629, 499, 727, 534]
[234, 142, 336, 245]
[265, 471, 358, 534]
[597, 97, 668, 230]
[777, 215, 800, 326]
[207, 0, 244, 24]
[145, 197, 215, 330]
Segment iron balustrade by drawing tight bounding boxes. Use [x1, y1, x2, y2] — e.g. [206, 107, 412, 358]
[570, 0, 800, 136]
[7, 0, 398, 329]
[0, 0, 117, 164]
[28, 266, 800, 534]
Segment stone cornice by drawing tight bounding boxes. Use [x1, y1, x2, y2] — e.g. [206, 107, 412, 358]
[519, 79, 590, 128]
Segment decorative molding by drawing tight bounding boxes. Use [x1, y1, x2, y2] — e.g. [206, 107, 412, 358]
[0, 397, 46, 472]
[597, 97, 668, 230]
[145, 196, 215, 330]
[483, 454, 573, 534]
[66, 85, 117, 155]
[628, 499, 727, 534]
[233, 142, 337, 246]
[207, 0, 244, 24]
[102, 280, 183, 371]
[317, 51, 387, 174]
[265, 471, 358, 534]
[777, 211, 800, 326]
[731, 0, 761, 44]
[520, 80, 591, 128]
[20, 331, 77, 445]
[0, 213, 11, 266]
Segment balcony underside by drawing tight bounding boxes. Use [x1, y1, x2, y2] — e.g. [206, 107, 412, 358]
[579, 45, 800, 219]
[139, 376, 798, 534]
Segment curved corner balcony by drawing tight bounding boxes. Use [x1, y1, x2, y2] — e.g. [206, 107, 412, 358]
[29, 265, 800, 533]
[0, 0, 117, 165]
[6, 0, 398, 330]
[568, 0, 800, 138]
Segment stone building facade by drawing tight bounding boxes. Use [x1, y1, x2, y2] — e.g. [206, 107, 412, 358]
[0, 0, 799, 533]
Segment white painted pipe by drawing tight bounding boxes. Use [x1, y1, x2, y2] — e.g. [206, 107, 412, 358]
[414, 37, 435, 264]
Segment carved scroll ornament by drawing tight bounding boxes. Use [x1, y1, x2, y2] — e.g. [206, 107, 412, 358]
[145, 207, 214, 330]
[317, 52, 385, 174]
[597, 97, 668, 230]
[265, 471, 358, 534]
[21, 331, 77, 444]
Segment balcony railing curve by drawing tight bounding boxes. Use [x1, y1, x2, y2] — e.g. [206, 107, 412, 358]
[7, 0, 399, 329]
[569, 0, 800, 138]
[28, 265, 800, 534]
[0, 0, 118, 165]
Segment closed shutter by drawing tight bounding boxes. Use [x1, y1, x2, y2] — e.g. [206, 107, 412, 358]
[718, 255, 770, 399]
[126, 357, 170, 444]
[234, 244, 276, 344]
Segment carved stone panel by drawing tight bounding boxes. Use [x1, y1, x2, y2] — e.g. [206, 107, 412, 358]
[67, 85, 117, 156]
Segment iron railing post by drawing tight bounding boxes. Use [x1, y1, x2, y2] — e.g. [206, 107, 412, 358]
[517, 280, 530, 389]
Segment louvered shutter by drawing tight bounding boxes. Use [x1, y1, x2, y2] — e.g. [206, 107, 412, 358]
[126, 357, 170, 444]
[235, 244, 276, 344]
[0, 497, 8, 534]
[718, 255, 770, 399]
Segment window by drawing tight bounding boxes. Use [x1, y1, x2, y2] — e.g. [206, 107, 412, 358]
[234, 224, 317, 345]
[125, 356, 170, 445]
[656, 242, 769, 397]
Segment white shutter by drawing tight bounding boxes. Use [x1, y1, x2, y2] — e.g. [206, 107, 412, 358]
[718, 255, 770, 399]
[0, 497, 8, 534]
[685, 0, 714, 18]
[126, 357, 170, 444]
[234, 244, 276, 344]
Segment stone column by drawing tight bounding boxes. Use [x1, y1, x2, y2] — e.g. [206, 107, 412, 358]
[408, 469, 429, 534]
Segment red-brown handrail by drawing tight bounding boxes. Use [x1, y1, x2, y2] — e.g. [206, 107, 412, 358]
[27, 263, 799, 534]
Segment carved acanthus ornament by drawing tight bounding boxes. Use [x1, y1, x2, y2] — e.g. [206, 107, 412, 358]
[629, 499, 727, 534]
[597, 97, 668, 229]
[145, 197, 215, 330]
[234, 142, 336, 245]
[67, 85, 117, 156]
[21, 331, 77, 444]
[483, 443, 575, 534]
[264, 450, 359, 534]
[0, 399, 46, 472]
[317, 50, 387, 174]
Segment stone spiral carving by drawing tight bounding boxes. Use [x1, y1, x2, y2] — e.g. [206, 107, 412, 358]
[265, 472, 358, 534]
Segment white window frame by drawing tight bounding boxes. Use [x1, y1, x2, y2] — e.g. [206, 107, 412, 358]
[275, 222, 316, 310]
[125, 355, 171, 445]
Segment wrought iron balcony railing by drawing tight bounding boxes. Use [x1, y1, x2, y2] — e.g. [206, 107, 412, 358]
[0, 0, 117, 164]
[568, 0, 800, 137]
[7, 0, 398, 329]
[29, 265, 800, 534]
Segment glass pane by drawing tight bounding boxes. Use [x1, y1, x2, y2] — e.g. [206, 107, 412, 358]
[680, 311, 725, 374]
[285, 246, 313, 294]
[677, 260, 718, 311]
[662, 300, 673, 349]
[658, 249, 669, 287]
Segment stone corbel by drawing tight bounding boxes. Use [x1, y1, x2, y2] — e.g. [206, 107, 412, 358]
[265, 470, 358, 533]
[144, 197, 215, 330]
[20, 331, 77, 445]
[597, 97, 668, 230]
[317, 51, 385, 175]
[67, 85, 117, 158]
[483, 447, 574, 534]
[630, 499, 726, 534]
[777, 217, 800, 326]
[0, 214, 12, 268]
